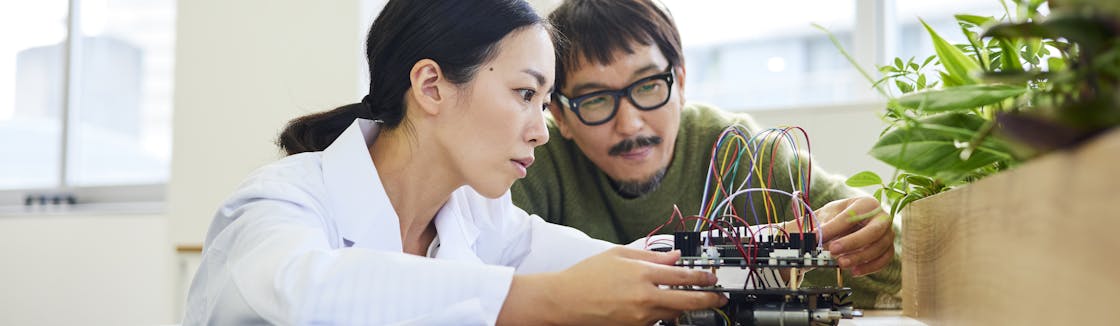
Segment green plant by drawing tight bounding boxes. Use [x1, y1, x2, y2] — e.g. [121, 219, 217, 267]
[817, 0, 1120, 218]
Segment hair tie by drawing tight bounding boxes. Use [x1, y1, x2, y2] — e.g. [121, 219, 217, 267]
[357, 94, 376, 120]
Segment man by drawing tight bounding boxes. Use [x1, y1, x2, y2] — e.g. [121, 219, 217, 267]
[511, 0, 901, 308]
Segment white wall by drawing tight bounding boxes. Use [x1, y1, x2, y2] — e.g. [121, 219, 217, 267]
[0, 1, 366, 325]
[0, 214, 172, 326]
[168, 0, 366, 247]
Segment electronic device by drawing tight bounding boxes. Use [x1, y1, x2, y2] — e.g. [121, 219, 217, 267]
[658, 231, 860, 326]
[646, 125, 864, 326]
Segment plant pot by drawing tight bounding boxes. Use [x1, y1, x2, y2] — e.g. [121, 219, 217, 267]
[901, 127, 1120, 325]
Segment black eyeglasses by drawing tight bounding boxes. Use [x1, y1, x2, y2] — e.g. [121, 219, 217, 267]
[556, 68, 675, 126]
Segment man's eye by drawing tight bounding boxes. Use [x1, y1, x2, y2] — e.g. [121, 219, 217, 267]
[584, 96, 608, 106]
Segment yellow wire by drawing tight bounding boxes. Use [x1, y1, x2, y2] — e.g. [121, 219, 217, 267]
[713, 308, 731, 326]
[718, 130, 776, 227]
[758, 131, 782, 226]
[703, 133, 748, 219]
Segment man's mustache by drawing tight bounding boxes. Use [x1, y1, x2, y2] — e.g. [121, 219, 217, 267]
[608, 135, 662, 156]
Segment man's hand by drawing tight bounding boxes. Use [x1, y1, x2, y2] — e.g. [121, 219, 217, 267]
[809, 196, 895, 276]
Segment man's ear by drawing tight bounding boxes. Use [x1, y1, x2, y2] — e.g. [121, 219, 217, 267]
[675, 65, 687, 105]
[547, 102, 574, 139]
[409, 59, 447, 116]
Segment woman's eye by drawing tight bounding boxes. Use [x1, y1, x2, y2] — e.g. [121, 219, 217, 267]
[517, 89, 536, 102]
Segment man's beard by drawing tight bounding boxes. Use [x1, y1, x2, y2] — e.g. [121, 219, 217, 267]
[613, 167, 667, 198]
[607, 135, 667, 198]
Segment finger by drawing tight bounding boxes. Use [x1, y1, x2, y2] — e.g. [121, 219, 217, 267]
[812, 199, 851, 224]
[651, 289, 727, 312]
[818, 212, 860, 244]
[643, 264, 718, 287]
[836, 229, 893, 269]
[613, 246, 681, 265]
[828, 214, 889, 255]
[851, 246, 894, 276]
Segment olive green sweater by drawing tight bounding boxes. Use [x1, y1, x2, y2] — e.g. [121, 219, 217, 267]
[511, 103, 901, 308]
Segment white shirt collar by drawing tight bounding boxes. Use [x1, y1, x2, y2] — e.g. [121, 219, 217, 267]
[321, 119, 480, 260]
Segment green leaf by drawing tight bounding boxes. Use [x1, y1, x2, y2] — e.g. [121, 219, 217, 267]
[917, 74, 927, 89]
[1026, 38, 1043, 64]
[896, 80, 914, 94]
[921, 55, 937, 68]
[869, 113, 1013, 182]
[891, 193, 925, 217]
[845, 171, 883, 187]
[896, 84, 1027, 112]
[980, 70, 1047, 84]
[997, 39, 1024, 72]
[905, 175, 934, 188]
[895, 57, 905, 70]
[1047, 57, 1066, 72]
[982, 22, 1057, 39]
[884, 188, 904, 202]
[872, 188, 884, 203]
[1041, 14, 1113, 53]
[955, 14, 995, 28]
[921, 18, 981, 85]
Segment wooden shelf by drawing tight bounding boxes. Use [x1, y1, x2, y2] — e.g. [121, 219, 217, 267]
[901, 128, 1120, 325]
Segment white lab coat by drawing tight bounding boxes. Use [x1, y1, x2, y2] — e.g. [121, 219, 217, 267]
[183, 119, 615, 325]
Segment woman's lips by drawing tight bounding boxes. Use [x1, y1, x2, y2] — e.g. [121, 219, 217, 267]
[511, 157, 534, 177]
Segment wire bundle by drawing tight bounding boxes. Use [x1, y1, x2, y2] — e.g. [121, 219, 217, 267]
[644, 125, 823, 290]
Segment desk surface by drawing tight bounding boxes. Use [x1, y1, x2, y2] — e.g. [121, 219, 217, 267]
[840, 310, 925, 326]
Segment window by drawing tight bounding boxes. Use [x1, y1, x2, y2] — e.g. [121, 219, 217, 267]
[0, 0, 175, 208]
[665, 0, 865, 110]
[894, 1, 1008, 63]
[663, 0, 1023, 111]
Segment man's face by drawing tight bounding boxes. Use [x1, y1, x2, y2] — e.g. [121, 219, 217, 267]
[550, 43, 685, 195]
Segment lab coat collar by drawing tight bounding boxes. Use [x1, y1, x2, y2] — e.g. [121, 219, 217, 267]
[322, 119, 401, 252]
[321, 119, 480, 259]
[431, 189, 482, 261]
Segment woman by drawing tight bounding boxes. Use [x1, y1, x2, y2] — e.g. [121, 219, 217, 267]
[182, 0, 725, 325]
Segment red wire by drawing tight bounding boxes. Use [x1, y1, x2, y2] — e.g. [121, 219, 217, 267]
[644, 206, 682, 249]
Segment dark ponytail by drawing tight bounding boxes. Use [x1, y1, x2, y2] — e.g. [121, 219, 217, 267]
[278, 0, 543, 155]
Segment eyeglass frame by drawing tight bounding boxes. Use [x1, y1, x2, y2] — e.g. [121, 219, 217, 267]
[555, 67, 676, 126]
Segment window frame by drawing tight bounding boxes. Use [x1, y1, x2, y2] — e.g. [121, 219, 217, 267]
[0, 0, 168, 213]
[669, 0, 897, 112]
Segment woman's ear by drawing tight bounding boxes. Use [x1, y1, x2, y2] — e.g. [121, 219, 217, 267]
[409, 59, 447, 116]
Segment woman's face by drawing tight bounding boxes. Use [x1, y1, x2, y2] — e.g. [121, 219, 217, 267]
[435, 25, 554, 198]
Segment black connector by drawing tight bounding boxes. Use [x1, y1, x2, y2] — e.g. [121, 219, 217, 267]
[674, 231, 701, 256]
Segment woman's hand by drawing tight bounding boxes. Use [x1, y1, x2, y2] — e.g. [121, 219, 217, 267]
[499, 246, 727, 325]
[810, 196, 895, 276]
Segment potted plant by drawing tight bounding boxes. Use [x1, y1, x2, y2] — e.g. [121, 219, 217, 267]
[820, 0, 1119, 217]
[820, 0, 1119, 324]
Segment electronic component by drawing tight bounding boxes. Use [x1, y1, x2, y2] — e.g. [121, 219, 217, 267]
[650, 125, 863, 326]
[665, 231, 860, 326]
[663, 288, 860, 326]
[674, 231, 832, 268]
